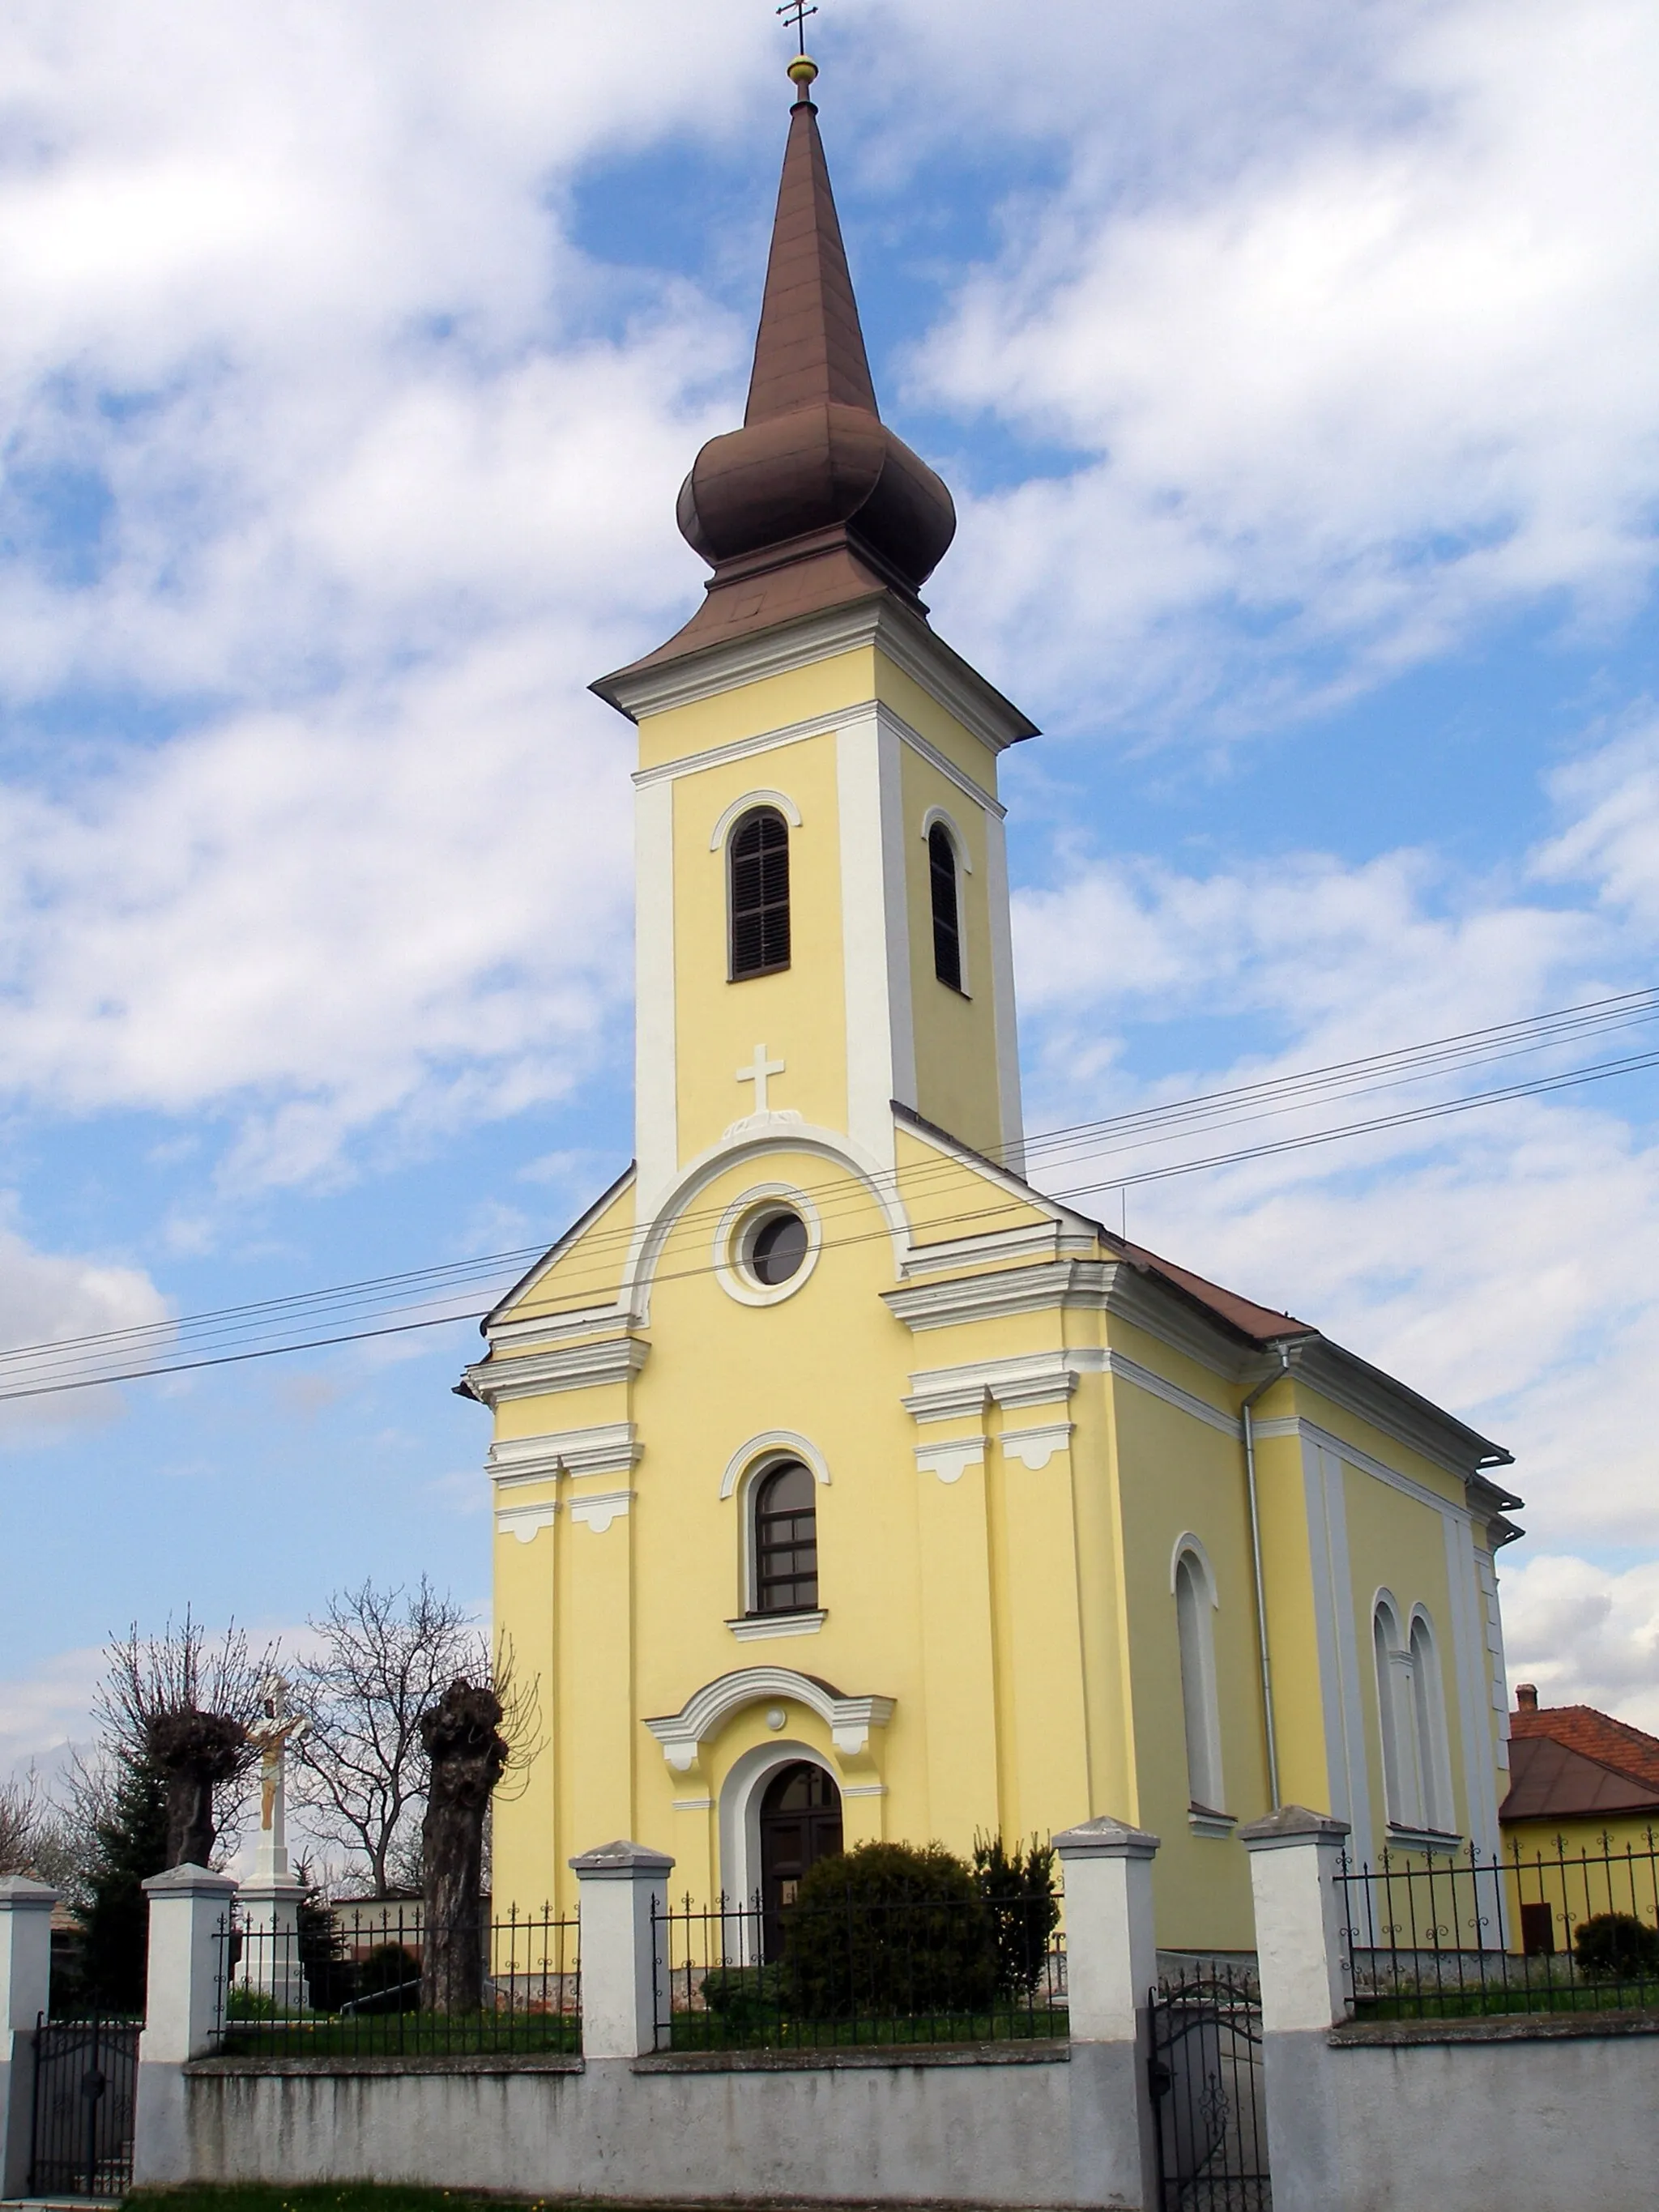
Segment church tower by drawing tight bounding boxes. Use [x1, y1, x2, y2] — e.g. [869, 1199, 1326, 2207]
[470, 54, 1519, 1953]
[593, 52, 1033, 1205]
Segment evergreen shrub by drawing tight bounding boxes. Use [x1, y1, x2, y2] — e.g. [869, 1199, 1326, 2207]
[1572, 1912, 1659, 1981]
[972, 1832, 1060, 1997]
[349, 1942, 422, 2013]
[781, 1841, 999, 2021]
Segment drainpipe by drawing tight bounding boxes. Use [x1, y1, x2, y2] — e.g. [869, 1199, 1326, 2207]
[1242, 1344, 1296, 1811]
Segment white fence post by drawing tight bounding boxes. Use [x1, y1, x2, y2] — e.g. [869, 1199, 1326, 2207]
[570, 1839, 674, 2060]
[1239, 1805, 1351, 2212]
[0, 1876, 58, 2196]
[132, 1864, 239, 2187]
[1054, 1815, 1161, 2212]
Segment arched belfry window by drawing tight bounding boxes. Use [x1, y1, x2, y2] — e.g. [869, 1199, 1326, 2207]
[928, 822, 962, 992]
[730, 807, 791, 980]
[752, 1461, 817, 1616]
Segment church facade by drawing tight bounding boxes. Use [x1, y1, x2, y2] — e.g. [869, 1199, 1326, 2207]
[463, 57, 1523, 1950]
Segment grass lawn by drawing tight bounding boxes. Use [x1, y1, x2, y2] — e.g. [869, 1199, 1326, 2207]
[666, 2005, 1068, 2051]
[217, 2014, 579, 2059]
[1353, 1984, 1659, 2021]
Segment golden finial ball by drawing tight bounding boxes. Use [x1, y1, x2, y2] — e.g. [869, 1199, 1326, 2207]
[788, 54, 820, 89]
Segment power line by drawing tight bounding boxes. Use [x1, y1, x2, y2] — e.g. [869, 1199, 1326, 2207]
[1, 1008, 1654, 1405]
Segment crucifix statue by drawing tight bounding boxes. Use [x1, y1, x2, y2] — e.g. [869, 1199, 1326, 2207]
[248, 1673, 309, 1881]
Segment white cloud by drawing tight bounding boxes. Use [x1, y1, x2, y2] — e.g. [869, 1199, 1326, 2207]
[1500, 1555, 1659, 1735]
[918, 0, 1659, 726]
[0, 1644, 105, 1782]
[0, 1206, 169, 1434]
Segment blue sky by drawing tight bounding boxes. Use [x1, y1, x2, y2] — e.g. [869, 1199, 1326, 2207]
[2, 0, 1658, 1779]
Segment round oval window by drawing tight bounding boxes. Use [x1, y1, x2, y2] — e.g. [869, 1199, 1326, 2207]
[746, 1208, 809, 1287]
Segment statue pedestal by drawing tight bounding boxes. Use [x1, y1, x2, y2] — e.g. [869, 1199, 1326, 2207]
[236, 1875, 308, 2011]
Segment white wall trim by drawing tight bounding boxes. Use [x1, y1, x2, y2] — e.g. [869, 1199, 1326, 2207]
[717, 1738, 833, 1929]
[905, 1347, 1098, 1422]
[1106, 1349, 1242, 1438]
[1444, 1513, 1503, 1865]
[633, 714, 840, 790]
[838, 714, 910, 1165]
[568, 1489, 634, 1534]
[719, 1431, 831, 1500]
[726, 1611, 827, 1642]
[919, 804, 975, 870]
[646, 1667, 895, 1773]
[488, 1423, 641, 1485]
[983, 805, 1024, 1172]
[464, 1335, 650, 1408]
[1171, 1532, 1221, 1604]
[707, 788, 802, 850]
[496, 1502, 558, 1545]
[914, 1435, 987, 1485]
[634, 774, 677, 1204]
[1000, 1420, 1073, 1471]
[710, 1182, 824, 1309]
[1254, 1416, 1471, 1524]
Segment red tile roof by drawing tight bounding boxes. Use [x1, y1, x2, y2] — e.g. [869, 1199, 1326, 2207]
[1503, 1701, 1659, 1822]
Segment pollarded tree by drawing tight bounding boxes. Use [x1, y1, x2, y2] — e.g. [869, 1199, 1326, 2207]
[419, 1642, 539, 2014]
[99, 1613, 272, 1869]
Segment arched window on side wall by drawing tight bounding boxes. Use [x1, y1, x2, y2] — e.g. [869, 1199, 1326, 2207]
[1174, 1544, 1225, 1815]
[1374, 1596, 1422, 1831]
[928, 822, 963, 992]
[1410, 1610, 1456, 1835]
[730, 807, 791, 979]
[752, 1460, 817, 1616]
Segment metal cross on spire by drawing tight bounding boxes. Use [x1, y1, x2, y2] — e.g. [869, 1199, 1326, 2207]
[777, 0, 818, 58]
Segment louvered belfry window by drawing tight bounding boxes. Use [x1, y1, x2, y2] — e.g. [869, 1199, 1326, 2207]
[929, 823, 962, 991]
[730, 807, 791, 979]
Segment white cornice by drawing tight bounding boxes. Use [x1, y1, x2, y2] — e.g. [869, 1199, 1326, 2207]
[496, 1502, 558, 1546]
[1105, 1350, 1242, 1440]
[463, 1335, 650, 1409]
[914, 1434, 987, 1484]
[1253, 1415, 1471, 1523]
[1263, 1343, 1507, 1483]
[1000, 1420, 1073, 1471]
[488, 1422, 642, 1485]
[884, 1258, 1114, 1332]
[486, 1302, 633, 1352]
[568, 1488, 634, 1534]
[905, 1348, 1106, 1422]
[900, 1221, 1098, 1279]
[604, 597, 1037, 756]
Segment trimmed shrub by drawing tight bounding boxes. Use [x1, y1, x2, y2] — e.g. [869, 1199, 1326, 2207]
[1572, 1912, 1659, 1981]
[973, 1832, 1060, 1997]
[349, 1942, 422, 2014]
[699, 1963, 781, 2030]
[782, 1842, 999, 2021]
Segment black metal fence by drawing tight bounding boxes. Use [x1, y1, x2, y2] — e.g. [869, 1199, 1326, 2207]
[215, 1902, 579, 2055]
[651, 1888, 1066, 2052]
[1338, 1831, 1659, 2019]
[30, 2016, 141, 2197]
[1148, 1966, 1269, 2212]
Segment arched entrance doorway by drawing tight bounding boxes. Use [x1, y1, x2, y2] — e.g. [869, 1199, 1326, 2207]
[758, 1761, 842, 1959]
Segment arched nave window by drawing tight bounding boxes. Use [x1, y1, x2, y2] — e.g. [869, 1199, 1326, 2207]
[1410, 1609, 1456, 1835]
[752, 1461, 817, 1616]
[1374, 1596, 1454, 1835]
[928, 821, 963, 992]
[1173, 1541, 1226, 1815]
[729, 807, 791, 980]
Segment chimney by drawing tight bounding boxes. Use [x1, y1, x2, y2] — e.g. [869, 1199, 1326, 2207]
[1516, 1683, 1539, 1714]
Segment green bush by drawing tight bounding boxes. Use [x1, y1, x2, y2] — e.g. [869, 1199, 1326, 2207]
[225, 1986, 279, 2019]
[972, 1833, 1060, 1997]
[699, 1963, 781, 2030]
[782, 1842, 999, 2021]
[1572, 1912, 1659, 1981]
[348, 1942, 422, 2014]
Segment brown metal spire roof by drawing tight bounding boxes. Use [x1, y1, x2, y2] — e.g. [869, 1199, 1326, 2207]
[594, 62, 962, 699]
[744, 92, 878, 423]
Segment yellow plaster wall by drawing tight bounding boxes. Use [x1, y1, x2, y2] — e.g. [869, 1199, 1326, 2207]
[634, 650, 876, 772]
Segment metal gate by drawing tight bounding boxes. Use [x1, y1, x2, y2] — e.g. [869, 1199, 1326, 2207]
[29, 2016, 141, 2198]
[1148, 1967, 1270, 2212]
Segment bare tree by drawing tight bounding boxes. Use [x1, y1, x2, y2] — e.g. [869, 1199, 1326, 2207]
[99, 1613, 273, 1868]
[0, 1773, 41, 1877]
[292, 1579, 484, 1898]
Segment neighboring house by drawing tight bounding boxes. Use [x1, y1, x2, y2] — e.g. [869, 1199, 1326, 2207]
[1500, 1683, 1659, 1955]
[461, 63, 1523, 1955]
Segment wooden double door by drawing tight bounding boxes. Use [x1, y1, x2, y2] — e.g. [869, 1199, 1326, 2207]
[757, 1760, 842, 1960]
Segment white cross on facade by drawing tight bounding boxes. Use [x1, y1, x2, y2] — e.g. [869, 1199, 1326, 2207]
[736, 1042, 786, 1115]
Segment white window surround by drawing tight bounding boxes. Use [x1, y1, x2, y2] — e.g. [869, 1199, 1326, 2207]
[726, 1609, 826, 1642]
[721, 1434, 830, 1618]
[920, 806, 972, 999]
[711, 1183, 823, 1308]
[1410, 1605, 1457, 1836]
[708, 788, 803, 851]
[1172, 1536, 1226, 1821]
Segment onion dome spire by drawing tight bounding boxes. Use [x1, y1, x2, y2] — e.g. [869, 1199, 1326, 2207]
[604, 53, 957, 686]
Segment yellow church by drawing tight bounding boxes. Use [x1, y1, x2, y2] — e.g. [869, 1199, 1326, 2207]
[463, 55, 1524, 1951]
